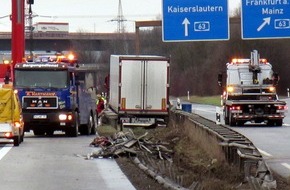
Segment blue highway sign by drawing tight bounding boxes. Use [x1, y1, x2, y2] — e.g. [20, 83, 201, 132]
[242, 0, 290, 39]
[162, 0, 229, 42]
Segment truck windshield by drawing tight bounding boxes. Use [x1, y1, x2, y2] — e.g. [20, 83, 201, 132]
[14, 70, 69, 88]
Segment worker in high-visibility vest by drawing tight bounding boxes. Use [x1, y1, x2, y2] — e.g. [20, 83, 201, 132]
[96, 94, 106, 125]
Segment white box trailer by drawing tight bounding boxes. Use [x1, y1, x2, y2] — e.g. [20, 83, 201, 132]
[109, 55, 170, 126]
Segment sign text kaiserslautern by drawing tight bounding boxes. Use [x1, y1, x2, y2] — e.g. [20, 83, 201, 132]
[242, 0, 290, 39]
[162, 0, 229, 42]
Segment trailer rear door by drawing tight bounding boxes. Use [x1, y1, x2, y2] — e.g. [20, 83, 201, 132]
[120, 59, 168, 113]
[145, 60, 168, 112]
[120, 60, 143, 111]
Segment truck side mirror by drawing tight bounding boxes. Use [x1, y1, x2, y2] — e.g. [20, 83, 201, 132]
[218, 73, 223, 87]
[74, 74, 80, 85]
[272, 72, 279, 86]
[4, 76, 9, 84]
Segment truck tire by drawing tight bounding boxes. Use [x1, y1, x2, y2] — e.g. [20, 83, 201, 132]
[237, 121, 245, 126]
[229, 113, 236, 126]
[13, 136, 20, 146]
[276, 119, 283, 127]
[224, 115, 229, 125]
[80, 114, 93, 135]
[33, 129, 45, 136]
[224, 108, 229, 125]
[24, 123, 30, 132]
[20, 131, 24, 142]
[90, 114, 97, 135]
[267, 120, 274, 126]
[66, 112, 79, 137]
[268, 120, 283, 126]
[46, 129, 54, 136]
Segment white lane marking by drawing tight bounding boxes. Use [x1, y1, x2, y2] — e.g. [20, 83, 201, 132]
[282, 163, 290, 170]
[283, 123, 290, 127]
[258, 148, 272, 157]
[0, 145, 13, 160]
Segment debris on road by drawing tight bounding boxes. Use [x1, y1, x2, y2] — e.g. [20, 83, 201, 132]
[89, 130, 174, 161]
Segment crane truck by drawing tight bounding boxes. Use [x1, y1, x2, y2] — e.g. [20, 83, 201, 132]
[218, 50, 287, 126]
[13, 53, 97, 136]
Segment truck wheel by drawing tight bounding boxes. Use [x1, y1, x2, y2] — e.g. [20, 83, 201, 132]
[224, 109, 229, 125]
[33, 129, 45, 136]
[20, 131, 24, 142]
[24, 123, 30, 132]
[80, 114, 94, 135]
[275, 120, 283, 127]
[83, 115, 94, 135]
[46, 129, 54, 136]
[90, 114, 97, 135]
[237, 121, 245, 126]
[66, 112, 79, 137]
[13, 136, 20, 146]
[267, 120, 274, 126]
[164, 116, 169, 124]
[224, 116, 229, 125]
[229, 113, 236, 126]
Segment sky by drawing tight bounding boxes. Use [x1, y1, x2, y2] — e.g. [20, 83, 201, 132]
[0, 0, 240, 33]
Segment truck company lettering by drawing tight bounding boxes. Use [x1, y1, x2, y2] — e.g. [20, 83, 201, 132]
[26, 91, 56, 96]
[167, 5, 223, 13]
[22, 64, 59, 68]
[245, 0, 287, 6]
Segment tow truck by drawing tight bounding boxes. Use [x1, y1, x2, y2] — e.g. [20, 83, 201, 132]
[13, 53, 97, 136]
[0, 64, 24, 146]
[218, 50, 287, 126]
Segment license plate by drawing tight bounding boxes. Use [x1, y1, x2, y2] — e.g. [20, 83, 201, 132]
[132, 118, 155, 123]
[33, 115, 47, 119]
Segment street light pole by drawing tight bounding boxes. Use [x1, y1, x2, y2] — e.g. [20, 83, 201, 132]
[11, 0, 25, 67]
[27, 0, 34, 57]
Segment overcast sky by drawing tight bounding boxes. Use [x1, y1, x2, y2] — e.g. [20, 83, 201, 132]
[0, 0, 240, 33]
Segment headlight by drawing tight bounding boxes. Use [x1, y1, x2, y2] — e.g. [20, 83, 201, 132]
[227, 86, 242, 93]
[14, 122, 21, 128]
[227, 86, 234, 92]
[59, 114, 67, 120]
[269, 86, 275, 92]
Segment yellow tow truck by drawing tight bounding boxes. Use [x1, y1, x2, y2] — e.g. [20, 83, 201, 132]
[0, 83, 24, 146]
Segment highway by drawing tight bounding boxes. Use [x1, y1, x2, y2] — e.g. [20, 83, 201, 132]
[188, 98, 290, 179]
[0, 133, 135, 190]
[1, 98, 289, 189]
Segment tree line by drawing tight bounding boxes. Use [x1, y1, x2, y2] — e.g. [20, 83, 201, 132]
[75, 17, 290, 97]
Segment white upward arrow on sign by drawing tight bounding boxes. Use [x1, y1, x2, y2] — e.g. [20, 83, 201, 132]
[182, 18, 190, 36]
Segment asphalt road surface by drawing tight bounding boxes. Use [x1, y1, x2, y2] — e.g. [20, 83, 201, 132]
[187, 98, 290, 179]
[0, 132, 135, 190]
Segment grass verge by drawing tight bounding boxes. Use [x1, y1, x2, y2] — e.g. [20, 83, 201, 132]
[180, 95, 221, 106]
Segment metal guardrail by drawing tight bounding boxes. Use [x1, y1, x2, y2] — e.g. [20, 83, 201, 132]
[170, 110, 277, 190]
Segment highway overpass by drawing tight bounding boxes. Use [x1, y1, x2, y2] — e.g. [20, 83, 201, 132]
[0, 32, 135, 51]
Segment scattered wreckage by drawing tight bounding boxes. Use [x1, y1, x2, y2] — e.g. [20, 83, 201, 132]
[89, 130, 173, 161]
